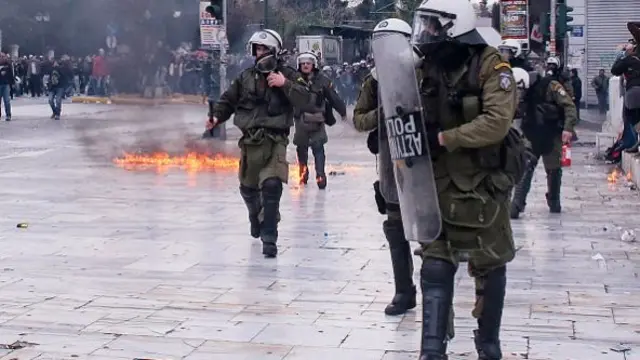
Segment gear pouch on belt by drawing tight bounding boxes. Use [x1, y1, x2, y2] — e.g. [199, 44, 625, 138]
[461, 96, 480, 124]
[439, 185, 501, 252]
[239, 129, 274, 180]
[301, 112, 324, 132]
[500, 127, 528, 185]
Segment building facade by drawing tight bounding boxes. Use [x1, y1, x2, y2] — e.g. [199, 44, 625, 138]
[575, 0, 640, 106]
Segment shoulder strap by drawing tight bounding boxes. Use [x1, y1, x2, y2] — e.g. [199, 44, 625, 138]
[466, 50, 483, 96]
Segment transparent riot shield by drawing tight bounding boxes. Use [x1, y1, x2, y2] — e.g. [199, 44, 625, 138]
[371, 31, 442, 243]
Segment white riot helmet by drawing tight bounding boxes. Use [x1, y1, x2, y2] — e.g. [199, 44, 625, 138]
[247, 29, 283, 57]
[498, 39, 522, 59]
[546, 56, 560, 67]
[512, 67, 530, 89]
[373, 18, 423, 69]
[322, 65, 331, 71]
[297, 51, 318, 69]
[411, 0, 483, 48]
[373, 18, 412, 37]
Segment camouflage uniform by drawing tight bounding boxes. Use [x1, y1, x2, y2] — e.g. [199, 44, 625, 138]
[212, 64, 313, 256]
[511, 77, 577, 218]
[417, 45, 518, 359]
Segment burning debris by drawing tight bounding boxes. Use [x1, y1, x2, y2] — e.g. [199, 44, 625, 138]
[607, 167, 632, 183]
[113, 151, 362, 182]
[114, 152, 239, 173]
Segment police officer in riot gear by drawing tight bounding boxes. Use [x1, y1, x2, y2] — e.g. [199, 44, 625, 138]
[498, 39, 533, 71]
[207, 29, 313, 258]
[410, 0, 521, 358]
[292, 51, 346, 189]
[353, 18, 425, 316]
[546, 56, 575, 100]
[510, 59, 578, 219]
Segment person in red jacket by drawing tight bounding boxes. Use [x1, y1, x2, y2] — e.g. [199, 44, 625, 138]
[91, 49, 109, 96]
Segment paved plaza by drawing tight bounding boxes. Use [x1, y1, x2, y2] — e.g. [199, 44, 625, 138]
[0, 101, 638, 359]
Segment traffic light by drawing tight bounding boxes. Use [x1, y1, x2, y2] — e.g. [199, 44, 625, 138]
[557, 2, 574, 34]
[541, 12, 551, 37]
[205, 0, 224, 23]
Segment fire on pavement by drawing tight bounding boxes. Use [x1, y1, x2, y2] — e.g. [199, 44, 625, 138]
[113, 151, 362, 181]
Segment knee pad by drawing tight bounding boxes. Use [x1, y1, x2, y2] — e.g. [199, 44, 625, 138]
[382, 218, 405, 245]
[240, 184, 258, 196]
[421, 258, 457, 284]
[485, 265, 506, 286]
[261, 177, 283, 198]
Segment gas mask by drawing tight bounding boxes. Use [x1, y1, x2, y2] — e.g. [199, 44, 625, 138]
[255, 53, 278, 74]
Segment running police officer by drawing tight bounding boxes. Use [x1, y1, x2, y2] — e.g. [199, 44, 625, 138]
[207, 29, 314, 258]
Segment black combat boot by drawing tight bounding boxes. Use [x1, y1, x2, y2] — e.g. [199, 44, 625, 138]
[510, 159, 537, 219]
[239, 185, 261, 238]
[383, 219, 416, 315]
[419, 258, 456, 360]
[296, 146, 309, 185]
[260, 178, 283, 258]
[312, 145, 327, 189]
[545, 168, 562, 213]
[473, 266, 506, 360]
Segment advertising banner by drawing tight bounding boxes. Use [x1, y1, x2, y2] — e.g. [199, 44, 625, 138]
[199, 0, 228, 50]
[500, 0, 529, 42]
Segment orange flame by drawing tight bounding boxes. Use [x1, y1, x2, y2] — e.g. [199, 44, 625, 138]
[608, 168, 622, 183]
[113, 152, 362, 183]
[114, 152, 238, 173]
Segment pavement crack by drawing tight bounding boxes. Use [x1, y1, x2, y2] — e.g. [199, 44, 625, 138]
[338, 333, 350, 346]
[570, 320, 576, 339]
[566, 291, 572, 306]
[359, 259, 371, 271]
[74, 298, 96, 310]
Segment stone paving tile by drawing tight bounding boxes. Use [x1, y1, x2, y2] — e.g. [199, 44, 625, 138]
[0, 107, 637, 359]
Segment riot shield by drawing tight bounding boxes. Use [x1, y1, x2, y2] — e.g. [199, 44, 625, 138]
[371, 31, 442, 244]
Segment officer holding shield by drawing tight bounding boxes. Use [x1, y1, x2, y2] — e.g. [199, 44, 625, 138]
[407, 0, 519, 358]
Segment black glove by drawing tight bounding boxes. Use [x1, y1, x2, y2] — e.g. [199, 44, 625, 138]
[367, 128, 379, 154]
[373, 180, 386, 215]
[426, 127, 445, 154]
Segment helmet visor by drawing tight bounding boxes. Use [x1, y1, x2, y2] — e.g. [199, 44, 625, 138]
[412, 13, 448, 45]
[498, 46, 516, 57]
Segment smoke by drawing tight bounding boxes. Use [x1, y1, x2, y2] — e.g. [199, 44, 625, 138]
[71, 105, 240, 163]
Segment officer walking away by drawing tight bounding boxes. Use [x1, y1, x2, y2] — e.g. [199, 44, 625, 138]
[0, 53, 15, 121]
[293, 51, 347, 189]
[510, 62, 577, 219]
[207, 29, 314, 258]
[411, 0, 522, 357]
[497, 39, 533, 71]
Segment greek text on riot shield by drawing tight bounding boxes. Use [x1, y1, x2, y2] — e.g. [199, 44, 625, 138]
[371, 31, 442, 243]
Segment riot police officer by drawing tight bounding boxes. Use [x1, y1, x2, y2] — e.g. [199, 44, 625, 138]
[293, 51, 346, 189]
[510, 61, 578, 219]
[408, 0, 521, 358]
[353, 18, 429, 317]
[498, 39, 533, 71]
[547, 56, 575, 101]
[207, 29, 314, 258]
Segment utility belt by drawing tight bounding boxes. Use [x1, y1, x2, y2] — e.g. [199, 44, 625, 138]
[242, 127, 290, 139]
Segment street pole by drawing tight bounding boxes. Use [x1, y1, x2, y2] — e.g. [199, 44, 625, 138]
[218, 0, 228, 140]
[550, 0, 557, 57]
[263, 0, 268, 29]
